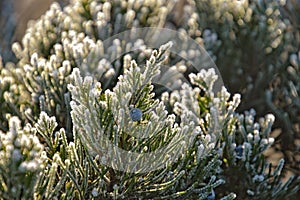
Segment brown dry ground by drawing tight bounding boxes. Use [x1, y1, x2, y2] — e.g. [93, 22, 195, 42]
[13, 0, 58, 41]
